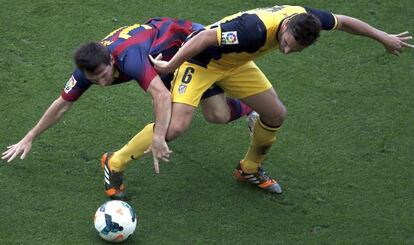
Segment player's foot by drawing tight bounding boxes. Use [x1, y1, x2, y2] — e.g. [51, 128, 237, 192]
[233, 163, 282, 193]
[101, 152, 125, 200]
[247, 111, 259, 137]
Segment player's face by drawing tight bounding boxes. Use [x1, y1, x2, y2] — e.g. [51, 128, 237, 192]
[85, 61, 114, 86]
[279, 30, 306, 54]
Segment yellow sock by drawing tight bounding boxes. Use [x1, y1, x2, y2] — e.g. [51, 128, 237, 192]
[241, 119, 280, 174]
[109, 123, 154, 172]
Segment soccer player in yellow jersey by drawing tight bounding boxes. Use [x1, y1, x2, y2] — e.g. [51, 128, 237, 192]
[105, 5, 413, 197]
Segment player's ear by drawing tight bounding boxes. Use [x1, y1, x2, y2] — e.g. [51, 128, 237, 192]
[281, 18, 290, 31]
[110, 55, 115, 65]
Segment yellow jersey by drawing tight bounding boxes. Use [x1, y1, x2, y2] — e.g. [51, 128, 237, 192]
[189, 5, 338, 67]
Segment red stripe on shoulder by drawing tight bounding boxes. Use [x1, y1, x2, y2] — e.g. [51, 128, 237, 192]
[112, 30, 153, 57]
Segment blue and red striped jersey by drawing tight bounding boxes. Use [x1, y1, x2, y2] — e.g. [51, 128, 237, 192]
[61, 18, 203, 102]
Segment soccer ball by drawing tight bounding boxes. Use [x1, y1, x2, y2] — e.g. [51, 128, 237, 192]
[94, 200, 137, 242]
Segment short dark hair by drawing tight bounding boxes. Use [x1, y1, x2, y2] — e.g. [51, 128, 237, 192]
[287, 13, 322, 47]
[73, 42, 111, 73]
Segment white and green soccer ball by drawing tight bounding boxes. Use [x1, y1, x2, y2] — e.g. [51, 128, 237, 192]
[94, 200, 137, 242]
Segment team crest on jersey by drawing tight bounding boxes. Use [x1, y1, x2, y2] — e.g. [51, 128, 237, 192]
[178, 84, 187, 95]
[64, 76, 77, 93]
[222, 31, 239, 45]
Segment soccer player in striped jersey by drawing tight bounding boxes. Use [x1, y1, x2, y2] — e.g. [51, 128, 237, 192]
[117, 5, 412, 195]
[2, 18, 254, 199]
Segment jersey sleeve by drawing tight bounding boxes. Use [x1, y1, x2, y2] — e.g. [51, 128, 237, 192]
[304, 6, 338, 30]
[60, 68, 92, 102]
[217, 13, 267, 53]
[121, 48, 157, 91]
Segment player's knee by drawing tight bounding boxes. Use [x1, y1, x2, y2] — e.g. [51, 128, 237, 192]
[261, 103, 287, 127]
[278, 103, 287, 122]
[167, 104, 195, 140]
[202, 109, 229, 124]
[167, 120, 190, 141]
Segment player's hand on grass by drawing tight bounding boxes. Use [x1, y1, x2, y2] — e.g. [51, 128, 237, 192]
[149, 54, 174, 75]
[382, 31, 414, 56]
[2, 137, 33, 163]
[144, 137, 172, 174]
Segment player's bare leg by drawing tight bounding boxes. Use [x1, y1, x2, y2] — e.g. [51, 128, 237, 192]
[241, 88, 286, 128]
[166, 103, 196, 141]
[201, 93, 230, 123]
[234, 88, 286, 193]
[201, 93, 253, 124]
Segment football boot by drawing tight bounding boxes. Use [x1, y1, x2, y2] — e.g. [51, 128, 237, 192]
[233, 162, 282, 194]
[101, 152, 126, 200]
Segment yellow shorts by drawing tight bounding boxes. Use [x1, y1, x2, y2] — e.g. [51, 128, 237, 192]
[171, 60, 273, 107]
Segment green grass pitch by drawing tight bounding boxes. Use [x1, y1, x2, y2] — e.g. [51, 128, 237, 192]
[1, 0, 413, 244]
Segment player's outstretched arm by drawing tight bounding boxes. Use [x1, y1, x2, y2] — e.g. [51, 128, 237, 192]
[2, 96, 73, 163]
[145, 75, 173, 174]
[335, 14, 414, 55]
[150, 28, 219, 75]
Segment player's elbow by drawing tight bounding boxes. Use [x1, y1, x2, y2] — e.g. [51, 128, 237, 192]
[55, 96, 73, 114]
[156, 90, 171, 102]
[150, 86, 171, 104]
[147, 76, 171, 100]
